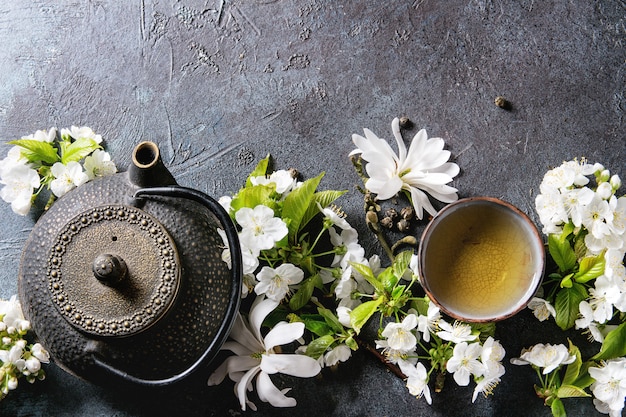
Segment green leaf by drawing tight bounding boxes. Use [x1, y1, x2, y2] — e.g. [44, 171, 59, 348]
[349, 298, 383, 334]
[282, 172, 324, 242]
[305, 335, 335, 359]
[549, 397, 566, 417]
[60, 137, 101, 164]
[560, 273, 574, 288]
[245, 154, 270, 187]
[379, 267, 398, 293]
[559, 223, 575, 243]
[8, 139, 59, 165]
[349, 262, 384, 294]
[572, 362, 595, 390]
[303, 319, 332, 338]
[554, 283, 587, 330]
[556, 384, 590, 398]
[573, 253, 605, 284]
[230, 184, 278, 212]
[391, 285, 406, 300]
[299, 189, 347, 233]
[289, 274, 319, 311]
[592, 321, 626, 361]
[392, 250, 413, 279]
[562, 340, 582, 386]
[548, 233, 577, 273]
[317, 306, 345, 333]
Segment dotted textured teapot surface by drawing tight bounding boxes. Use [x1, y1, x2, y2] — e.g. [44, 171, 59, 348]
[18, 142, 242, 386]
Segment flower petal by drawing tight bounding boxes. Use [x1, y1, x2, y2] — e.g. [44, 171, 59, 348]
[235, 366, 261, 411]
[249, 296, 280, 343]
[264, 321, 305, 349]
[255, 371, 297, 408]
[260, 353, 321, 377]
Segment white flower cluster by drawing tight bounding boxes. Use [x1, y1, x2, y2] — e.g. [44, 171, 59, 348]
[0, 295, 50, 398]
[589, 357, 626, 417]
[375, 301, 506, 404]
[0, 127, 117, 215]
[533, 159, 626, 339]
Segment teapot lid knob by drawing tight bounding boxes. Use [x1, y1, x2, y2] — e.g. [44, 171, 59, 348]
[92, 254, 128, 287]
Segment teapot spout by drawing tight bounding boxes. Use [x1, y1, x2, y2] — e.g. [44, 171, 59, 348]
[128, 141, 177, 188]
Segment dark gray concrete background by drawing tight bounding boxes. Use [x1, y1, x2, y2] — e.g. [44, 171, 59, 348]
[0, 1, 624, 416]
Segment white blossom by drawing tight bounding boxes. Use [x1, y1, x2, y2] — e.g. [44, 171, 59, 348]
[398, 359, 432, 404]
[510, 343, 575, 375]
[83, 149, 117, 180]
[254, 263, 304, 302]
[50, 161, 89, 197]
[236, 205, 288, 252]
[208, 296, 321, 411]
[446, 342, 484, 386]
[350, 118, 459, 219]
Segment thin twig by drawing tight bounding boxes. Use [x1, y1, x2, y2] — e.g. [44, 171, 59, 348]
[355, 336, 406, 380]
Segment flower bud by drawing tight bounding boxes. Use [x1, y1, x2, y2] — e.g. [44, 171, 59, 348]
[7, 377, 18, 390]
[598, 169, 610, 183]
[610, 174, 621, 191]
[25, 357, 41, 373]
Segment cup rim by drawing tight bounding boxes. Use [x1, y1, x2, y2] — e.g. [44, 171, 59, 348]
[417, 196, 545, 323]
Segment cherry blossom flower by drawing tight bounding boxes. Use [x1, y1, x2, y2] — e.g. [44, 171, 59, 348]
[510, 343, 575, 375]
[318, 203, 352, 230]
[254, 263, 304, 302]
[236, 205, 288, 252]
[61, 125, 102, 144]
[378, 314, 419, 352]
[350, 117, 459, 219]
[436, 320, 477, 343]
[0, 295, 30, 333]
[398, 360, 432, 404]
[250, 169, 297, 194]
[446, 341, 484, 386]
[0, 164, 40, 215]
[207, 296, 321, 411]
[50, 161, 89, 197]
[527, 297, 556, 322]
[83, 149, 117, 180]
[323, 345, 352, 367]
[328, 227, 365, 269]
[416, 301, 440, 343]
[589, 358, 626, 417]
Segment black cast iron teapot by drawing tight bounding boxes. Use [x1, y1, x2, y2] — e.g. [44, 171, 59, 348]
[18, 141, 242, 386]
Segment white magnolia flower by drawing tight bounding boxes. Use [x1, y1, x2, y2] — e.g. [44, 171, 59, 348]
[446, 341, 484, 386]
[50, 161, 89, 197]
[61, 125, 102, 144]
[236, 205, 288, 252]
[510, 343, 575, 375]
[350, 117, 459, 220]
[417, 301, 441, 343]
[207, 296, 321, 411]
[378, 314, 419, 352]
[398, 359, 432, 404]
[528, 297, 556, 322]
[436, 320, 477, 343]
[0, 164, 40, 216]
[323, 344, 352, 367]
[254, 263, 304, 302]
[589, 358, 626, 416]
[83, 149, 117, 180]
[250, 170, 297, 194]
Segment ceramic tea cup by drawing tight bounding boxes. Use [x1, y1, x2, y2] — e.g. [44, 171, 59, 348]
[417, 197, 545, 322]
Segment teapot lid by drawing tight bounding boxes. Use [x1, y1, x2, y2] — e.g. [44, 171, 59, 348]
[46, 204, 180, 337]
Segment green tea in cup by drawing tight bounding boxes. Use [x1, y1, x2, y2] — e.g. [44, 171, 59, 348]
[418, 197, 545, 322]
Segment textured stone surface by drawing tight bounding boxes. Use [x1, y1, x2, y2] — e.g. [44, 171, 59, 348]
[0, 1, 624, 416]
